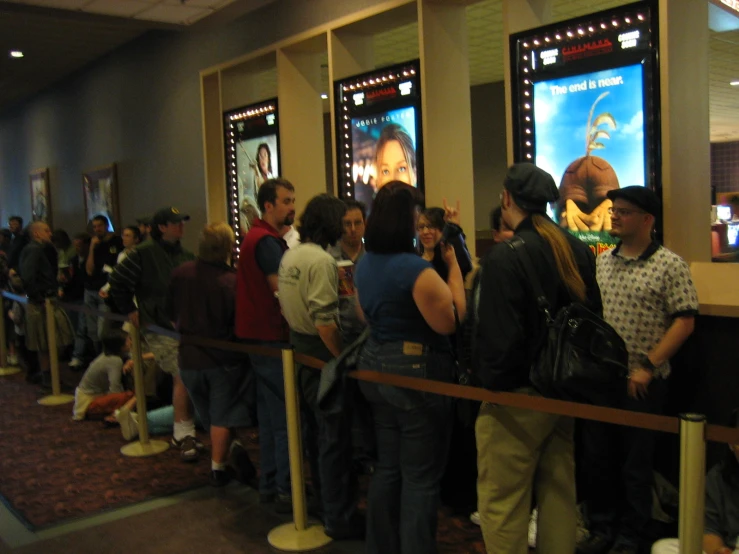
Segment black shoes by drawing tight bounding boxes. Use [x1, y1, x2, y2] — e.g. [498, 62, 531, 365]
[325, 514, 366, 541]
[229, 442, 257, 488]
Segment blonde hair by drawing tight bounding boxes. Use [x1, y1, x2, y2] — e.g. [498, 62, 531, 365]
[198, 222, 235, 263]
[531, 214, 586, 303]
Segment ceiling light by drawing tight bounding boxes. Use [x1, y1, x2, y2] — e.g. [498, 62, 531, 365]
[731, 81, 739, 86]
[320, 93, 328, 99]
[9, 50, 23, 58]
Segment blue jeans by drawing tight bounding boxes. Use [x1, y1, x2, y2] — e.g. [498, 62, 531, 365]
[67, 299, 93, 362]
[83, 289, 108, 352]
[358, 339, 454, 554]
[250, 346, 290, 496]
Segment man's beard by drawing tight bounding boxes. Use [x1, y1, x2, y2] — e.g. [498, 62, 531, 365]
[284, 214, 295, 226]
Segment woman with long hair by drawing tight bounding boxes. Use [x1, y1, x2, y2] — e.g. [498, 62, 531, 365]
[354, 181, 466, 554]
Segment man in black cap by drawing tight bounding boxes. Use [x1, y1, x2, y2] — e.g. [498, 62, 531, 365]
[578, 187, 698, 554]
[108, 207, 200, 461]
[474, 163, 602, 553]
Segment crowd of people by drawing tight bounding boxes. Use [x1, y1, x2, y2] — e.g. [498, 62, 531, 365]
[1, 163, 734, 554]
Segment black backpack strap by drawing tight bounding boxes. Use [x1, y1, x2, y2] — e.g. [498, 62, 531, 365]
[505, 236, 552, 317]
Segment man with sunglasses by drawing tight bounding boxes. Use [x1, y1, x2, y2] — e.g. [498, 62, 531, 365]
[578, 187, 699, 554]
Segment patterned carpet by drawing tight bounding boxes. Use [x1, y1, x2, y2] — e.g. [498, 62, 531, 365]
[0, 370, 486, 550]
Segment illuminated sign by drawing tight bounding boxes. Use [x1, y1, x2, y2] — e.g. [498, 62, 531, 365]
[399, 81, 413, 95]
[562, 39, 613, 60]
[618, 30, 640, 49]
[540, 48, 559, 65]
[266, 113, 275, 126]
[353, 92, 365, 106]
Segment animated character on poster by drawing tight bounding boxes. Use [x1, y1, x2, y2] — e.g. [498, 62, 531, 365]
[534, 64, 646, 237]
[559, 91, 618, 232]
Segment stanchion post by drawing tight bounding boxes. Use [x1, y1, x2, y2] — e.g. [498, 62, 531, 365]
[678, 413, 706, 554]
[0, 295, 21, 377]
[38, 298, 74, 405]
[120, 327, 168, 458]
[267, 347, 331, 551]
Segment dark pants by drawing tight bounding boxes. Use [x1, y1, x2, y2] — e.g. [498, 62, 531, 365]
[291, 331, 358, 531]
[581, 378, 668, 547]
[358, 338, 454, 554]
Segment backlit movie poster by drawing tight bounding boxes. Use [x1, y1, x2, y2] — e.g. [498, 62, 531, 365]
[235, 134, 279, 234]
[534, 63, 646, 253]
[350, 106, 418, 211]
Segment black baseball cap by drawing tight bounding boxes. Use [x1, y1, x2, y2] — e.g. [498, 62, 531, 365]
[503, 163, 559, 213]
[606, 186, 661, 217]
[135, 215, 152, 226]
[152, 207, 190, 226]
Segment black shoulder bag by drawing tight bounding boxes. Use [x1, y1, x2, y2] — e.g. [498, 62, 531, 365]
[507, 236, 628, 406]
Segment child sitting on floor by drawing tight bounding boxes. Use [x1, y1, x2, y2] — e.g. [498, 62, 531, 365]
[72, 329, 153, 421]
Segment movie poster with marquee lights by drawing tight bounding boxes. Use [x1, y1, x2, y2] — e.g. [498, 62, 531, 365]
[224, 100, 280, 244]
[510, 1, 660, 254]
[334, 61, 423, 213]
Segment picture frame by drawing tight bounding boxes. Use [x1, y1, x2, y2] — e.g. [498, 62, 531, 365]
[82, 163, 120, 232]
[29, 167, 52, 227]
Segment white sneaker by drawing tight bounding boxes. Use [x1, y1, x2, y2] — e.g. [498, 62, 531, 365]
[68, 358, 83, 368]
[576, 503, 590, 545]
[528, 507, 537, 548]
[115, 407, 139, 441]
[470, 511, 481, 526]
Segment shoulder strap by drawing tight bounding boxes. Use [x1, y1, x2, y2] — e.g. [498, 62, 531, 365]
[505, 236, 552, 317]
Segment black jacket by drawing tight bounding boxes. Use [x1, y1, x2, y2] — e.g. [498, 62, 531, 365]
[19, 241, 59, 302]
[475, 216, 602, 392]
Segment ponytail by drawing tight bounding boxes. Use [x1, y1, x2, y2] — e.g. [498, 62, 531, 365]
[531, 214, 586, 303]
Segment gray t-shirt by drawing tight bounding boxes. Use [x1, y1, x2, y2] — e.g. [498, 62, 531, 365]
[78, 353, 124, 395]
[278, 242, 339, 336]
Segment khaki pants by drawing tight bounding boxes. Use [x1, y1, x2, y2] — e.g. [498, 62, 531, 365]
[476, 396, 576, 554]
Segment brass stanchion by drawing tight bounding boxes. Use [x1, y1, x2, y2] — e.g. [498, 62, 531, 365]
[0, 296, 21, 377]
[121, 328, 168, 457]
[678, 413, 706, 554]
[38, 298, 74, 405]
[267, 348, 331, 551]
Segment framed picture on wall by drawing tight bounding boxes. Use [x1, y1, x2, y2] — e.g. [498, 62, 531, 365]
[29, 167, 52, 227]
[82, 163, 120, 232]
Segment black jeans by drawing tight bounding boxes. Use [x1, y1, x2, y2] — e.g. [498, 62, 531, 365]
[291, 331, 358, 531]
[358, 338, 454, 554]
[581, 377, 668, 547]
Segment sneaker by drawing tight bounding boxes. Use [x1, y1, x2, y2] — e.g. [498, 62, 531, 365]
[210, 469, 231, 488]
[115, 408, 139, 441]
[576, 504, 590, 545]
[68, 358, 83, 368]
[229, 441, 257, 487]
[173, 436, 201, 463]
[577, 533, 613, 554]
[7, 353, 18, 366]
[528, 507, 537, 548]
[470, 511, 481, 526]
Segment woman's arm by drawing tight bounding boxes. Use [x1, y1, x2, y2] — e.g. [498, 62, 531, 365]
[412, 268, 457, 335]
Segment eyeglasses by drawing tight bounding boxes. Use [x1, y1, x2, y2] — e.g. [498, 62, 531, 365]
[608, 207, 647, 217]
[416, 224, 437, 232]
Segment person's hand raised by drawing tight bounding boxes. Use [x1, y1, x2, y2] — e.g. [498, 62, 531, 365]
[443, 198, 461, 226]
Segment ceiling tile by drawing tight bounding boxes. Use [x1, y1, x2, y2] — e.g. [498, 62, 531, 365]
[83, 0, 153, 18]
[134, 4, 212, 24]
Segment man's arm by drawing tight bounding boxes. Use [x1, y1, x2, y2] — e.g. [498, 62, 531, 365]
[86, 237, 98, 276]
[646, 316, 695, 367]
[108, 249, 143, 322]
[308, 259, 342, 357]
[256, 237, 285, 294]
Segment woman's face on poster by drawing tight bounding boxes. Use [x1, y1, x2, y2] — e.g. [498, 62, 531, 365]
[376, 139, 415, 189]
[258, 147, 270, 176]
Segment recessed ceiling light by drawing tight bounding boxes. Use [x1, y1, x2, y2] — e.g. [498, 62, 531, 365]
[731, 81, 739, 86]
[320, 93, 328, 99]
[9, 50, 23, 58]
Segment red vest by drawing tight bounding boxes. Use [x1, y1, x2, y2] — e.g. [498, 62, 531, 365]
[235, 219, 289, 342]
